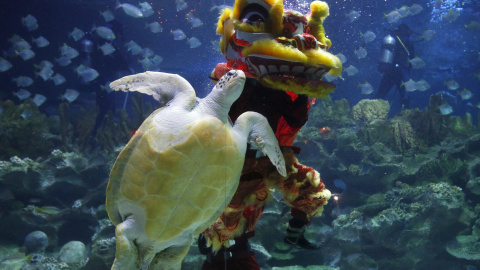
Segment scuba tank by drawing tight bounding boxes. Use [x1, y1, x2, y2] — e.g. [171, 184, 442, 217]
[378, 34, 396, 72]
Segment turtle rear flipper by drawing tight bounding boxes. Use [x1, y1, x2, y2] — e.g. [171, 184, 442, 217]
[110, 71, 196, 110]
[234, 111, 287, 177]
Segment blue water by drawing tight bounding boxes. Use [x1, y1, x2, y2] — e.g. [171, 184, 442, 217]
[0, 0, 479, 269]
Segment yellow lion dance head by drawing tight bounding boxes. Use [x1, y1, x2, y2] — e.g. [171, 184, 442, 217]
[213, 0, 342, 98]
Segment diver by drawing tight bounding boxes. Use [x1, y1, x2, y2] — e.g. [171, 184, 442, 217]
[197, 75, 323, 270]
[376, 23, 416, 108]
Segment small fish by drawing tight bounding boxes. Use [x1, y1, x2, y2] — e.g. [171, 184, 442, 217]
[384, 10, 402, 24]
[141, 48, 154, 58]
[13, 76, 34, 87]
[354, 47, 367, 59]
[14, 39, 31, 51]
[32, 36, 49, 47]
[458, 88, 472, 100]
[439, 103, 453, 115]
[101, 81, 114, 93]
[346, 10, 360, 22]
[415, 79, 430, 91]
[126, 42, 142, 55]
[409, 57, 425, 69]
[69, 28, 85, 42]
[147, 22, 163, 33]
[344, 65, 358, 76]
[361, 30, 376, 43]
[465, 21, 480, 32]
[51, 73, 66, 86]
[37, 60, 54, 69]
[55, 56, 71, 66]
[319, 127, 331, 135]
[395, 6, 410, 17]
[21, 109, 32, 119]
[333, 179, 347, 191]
[437, 91, 457, 100]
[176, 0, 188, 12]
[8, 34, 23, 44]
[444, 79, 459, 91]
[139, 57, 153, 70]
[359, 82, 374, 95]
[139, 2, 154, 17]
[14, 89, 31, 100]
[92, 25, 116, 40]
[101, 9, 115, 22]
[99, 43, 116, 56]
[475, 72, 480, 80]
[61, 45, 79, 59]
[32, 94, 47, 107]
[61, 89, 80, 103]
[336, 53, 347, 64]
[434, 0, 443, 9]
[36, 67, 54, 81]
[402, 79, 417, 92]
[186, 15, 203, 28]
[422, 30, 436, 41]
[409, 4, 423, 15]
[116, 0, 143, 18]
[187, 37, 202, 48]
[17, 48, 35, 61]
[151, 55, 163, 65]
[22, 14, 38, 31]
[442, 10, 460, 23]
[79, 68, 99, 83]
[0, 57, 12, 72]
[75, 64, 87, 74]
[172, 29, 186, 40]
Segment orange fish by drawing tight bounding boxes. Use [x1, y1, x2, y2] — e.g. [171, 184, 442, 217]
[319, 127, 331, 135]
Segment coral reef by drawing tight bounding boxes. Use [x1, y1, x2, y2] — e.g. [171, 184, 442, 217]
[0, 100, 56, 160]
[352, 99, 390, 124]
[0, 93, 479, 269]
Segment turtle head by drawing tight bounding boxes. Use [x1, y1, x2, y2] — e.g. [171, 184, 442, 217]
[212, 69, 246, 108]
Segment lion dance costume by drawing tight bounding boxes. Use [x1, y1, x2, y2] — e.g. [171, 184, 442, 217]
[199, 1, 342, 269]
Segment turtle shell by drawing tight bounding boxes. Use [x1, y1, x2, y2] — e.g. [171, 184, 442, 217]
[106, 107, 244, 242]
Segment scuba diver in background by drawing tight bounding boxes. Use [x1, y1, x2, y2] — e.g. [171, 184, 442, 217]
[376, 24, 416, 108]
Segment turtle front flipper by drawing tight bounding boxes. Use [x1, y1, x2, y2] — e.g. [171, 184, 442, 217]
[233, 111, 287, 177]
[110, 71, 196, 110]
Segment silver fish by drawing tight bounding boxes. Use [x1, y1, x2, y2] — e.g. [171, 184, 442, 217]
[116, 0, 143, 18]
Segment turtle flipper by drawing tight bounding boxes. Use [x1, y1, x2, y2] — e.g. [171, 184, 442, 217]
[234, 111, 287, 177]
[110, 71, 196, 110]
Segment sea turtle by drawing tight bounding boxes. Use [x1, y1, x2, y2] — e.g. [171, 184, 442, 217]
[106, 70, 286, 270]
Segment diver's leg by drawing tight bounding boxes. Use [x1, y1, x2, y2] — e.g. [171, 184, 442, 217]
[398, 68, 411, 107]
[376, 73, 395, 99]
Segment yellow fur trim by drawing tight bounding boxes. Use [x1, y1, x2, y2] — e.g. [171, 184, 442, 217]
[216, 8, 232, 35]
[266, 0, 284, 36]
[259, 76, 335, 98]
[309, 1, 330, 48]
[242, 40, 342, 74]
[217, 9, 233, 54]
[233, 20, 266, 33]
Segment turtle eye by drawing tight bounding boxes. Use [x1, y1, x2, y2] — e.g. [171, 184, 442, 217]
[239, 4, 268, 26]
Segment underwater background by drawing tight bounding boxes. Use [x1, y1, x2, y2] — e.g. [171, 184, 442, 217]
[0, 0, 479, 269]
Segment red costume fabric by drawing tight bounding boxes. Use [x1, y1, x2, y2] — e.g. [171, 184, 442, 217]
[201, 67, 330, 265]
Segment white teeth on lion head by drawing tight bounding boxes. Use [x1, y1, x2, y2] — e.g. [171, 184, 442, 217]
[267, 65, 279, 73]
[259, 65, 268, 75]
[291, 66, 305, 73]
[279, 65, 289, 73]
[305, 67, 317, 75]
